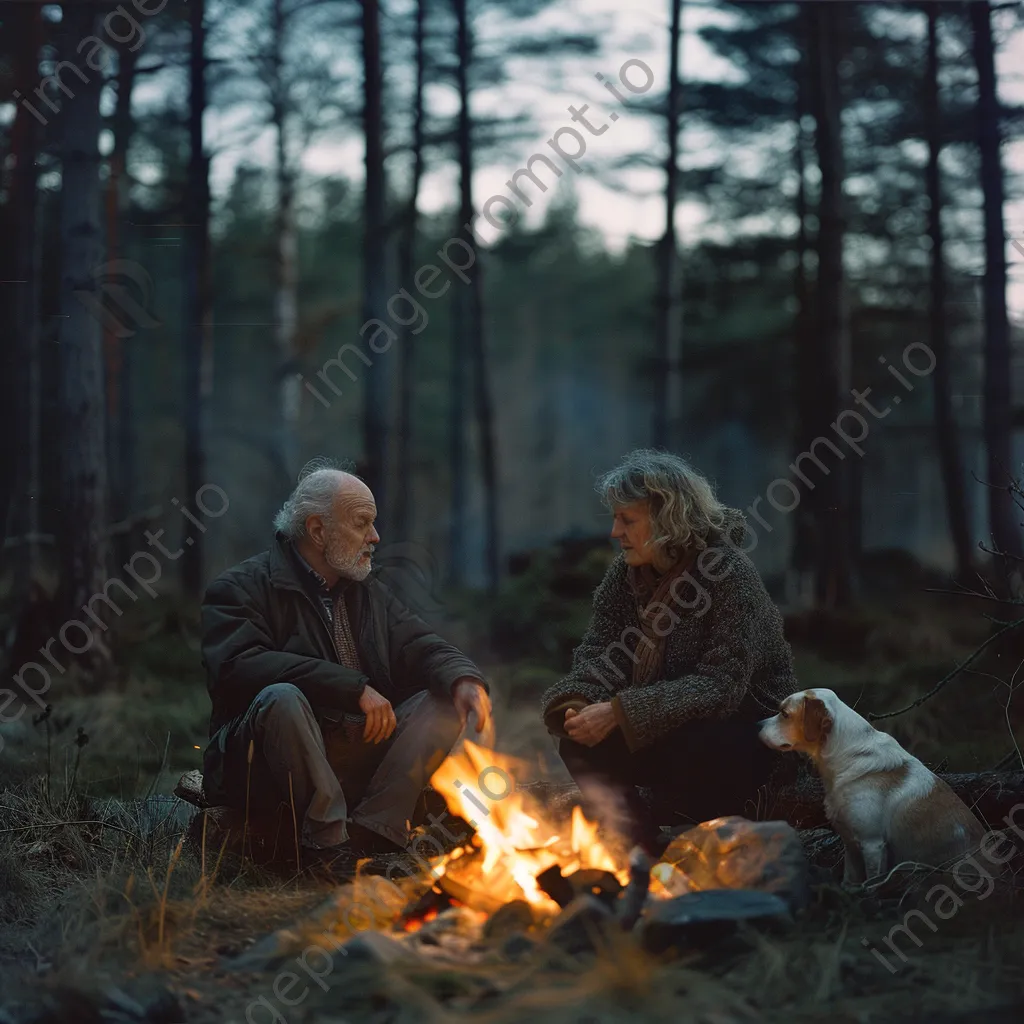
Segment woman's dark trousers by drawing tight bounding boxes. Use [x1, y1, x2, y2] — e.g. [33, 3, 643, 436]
[557, 707, 780, 852]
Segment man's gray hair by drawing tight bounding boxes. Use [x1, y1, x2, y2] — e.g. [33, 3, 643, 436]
[272, 457, 358, 540]
[597, 449, 730, 559]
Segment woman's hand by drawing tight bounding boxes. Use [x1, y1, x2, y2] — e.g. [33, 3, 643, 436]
[564, 702, 617, 746]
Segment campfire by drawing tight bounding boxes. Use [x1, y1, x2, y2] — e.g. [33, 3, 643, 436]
[420, 740, 648, 918]
[225, 742, 807, 978]
[383, 738, 808, 945]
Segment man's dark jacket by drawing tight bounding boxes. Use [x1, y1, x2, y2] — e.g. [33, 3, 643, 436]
[200, 534, 485, 746]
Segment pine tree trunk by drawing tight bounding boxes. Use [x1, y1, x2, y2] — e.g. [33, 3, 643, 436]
[448, 0, 469, 585]
[7, 1, 45, 600]
[925, 2, 974, 581]
[395, 0, 427, 541]
[183, 0, 212, 597]
[448, 274, 468, 585]
[361, 0, 389, 514]
[653, 0, 683, 451]
[789, 11, 816, 608]
[109, 40, 139, 571]
[808, 1, 853, 608]
[970, 0, 1022, 583]
[272, 0, 300, 486]
[453, 0, 500, 590]
[58, 3, 110, 674]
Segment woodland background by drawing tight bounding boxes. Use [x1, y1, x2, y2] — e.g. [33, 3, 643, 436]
[2, 4, 1024, 1018]
[7, 0, 1024, 612]
[4, 0, 1024, 787]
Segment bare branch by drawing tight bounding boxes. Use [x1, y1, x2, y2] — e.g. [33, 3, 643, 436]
[868, 616, 1024, 722]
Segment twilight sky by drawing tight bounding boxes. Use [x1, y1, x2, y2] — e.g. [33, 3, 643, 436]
[295, 0, 1024, 318]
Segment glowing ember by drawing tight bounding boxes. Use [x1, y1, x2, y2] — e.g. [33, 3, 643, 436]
[403, 907, 439, 932]
[429, 740, 630, 912]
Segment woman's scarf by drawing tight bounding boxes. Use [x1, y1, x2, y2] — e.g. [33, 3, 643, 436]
[627, 548, 698, 687]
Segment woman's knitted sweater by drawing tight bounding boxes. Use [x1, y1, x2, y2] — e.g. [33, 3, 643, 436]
[540, 516, 796, 751]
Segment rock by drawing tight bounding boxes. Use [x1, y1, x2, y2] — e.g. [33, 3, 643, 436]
[638, 889, 790, 954]
[544, 895, 614, 956]
[656, 816, 810, 912]
[228, 927, 308, 973]
[173, 770, 207, 808]
[0, 983, 184, 1024]
[339, 930, 415, 966]
[483, 899, 536, 940]
[103, 988, 145, 1018]
[566, 868, 622, 908]
[500, 932, 537, 962]
[137, 988, 186, 1024]
[102, 986, 184, 1024]
[0, 992, 105, 1024]
[90, 796, 195, 838]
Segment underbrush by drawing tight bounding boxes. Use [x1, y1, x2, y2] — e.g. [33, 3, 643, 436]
[0, 710, 304, 976]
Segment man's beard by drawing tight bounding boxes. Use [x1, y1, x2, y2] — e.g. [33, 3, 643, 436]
[324, 533, 374, 581]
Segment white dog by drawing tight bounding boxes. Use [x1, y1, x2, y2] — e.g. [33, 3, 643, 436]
[759, 688, 986, 884]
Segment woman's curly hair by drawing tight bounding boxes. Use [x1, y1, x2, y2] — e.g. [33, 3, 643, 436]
[597, 449, 732, 561]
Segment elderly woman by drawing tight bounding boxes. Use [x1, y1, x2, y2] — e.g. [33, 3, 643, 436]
[541, 449, 795, 853]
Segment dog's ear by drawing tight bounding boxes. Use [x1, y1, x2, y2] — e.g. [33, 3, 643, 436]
[802, 695, 834, 743]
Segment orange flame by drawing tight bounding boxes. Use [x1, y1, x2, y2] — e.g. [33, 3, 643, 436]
[429, 740, 629, 912]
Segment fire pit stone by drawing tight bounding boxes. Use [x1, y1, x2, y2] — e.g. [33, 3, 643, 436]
[543, 895, 616, 957]
[482, 899, 537, 941]
[655, 816, 810, 912]
[638, 888, 791, 955]
[500, 932, 538, 962]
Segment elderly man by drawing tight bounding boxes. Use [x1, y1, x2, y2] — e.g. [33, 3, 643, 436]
[200, 462, 491, 873]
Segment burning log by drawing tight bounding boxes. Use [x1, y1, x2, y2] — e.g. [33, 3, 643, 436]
[536, 865, 622, 909]
[535, 864, 574, 908]
[765, 769, 1024, 830]
[429, 741, 630, 913]
[399, 885, 453, 931]
[567, 868, 622, 906]
[616, 847, 653, 931]
[436, 861, 508, 916]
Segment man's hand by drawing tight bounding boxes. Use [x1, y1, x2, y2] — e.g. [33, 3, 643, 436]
[564, 702, 617, 747]
[359, 685, 396, 743]
[453, 677, 492, 736]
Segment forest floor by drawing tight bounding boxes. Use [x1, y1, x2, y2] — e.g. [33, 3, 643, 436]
[1, 553, 1024, 1023]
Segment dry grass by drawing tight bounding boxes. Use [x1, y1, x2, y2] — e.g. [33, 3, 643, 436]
[0, 582, 1022, 1021]
[212, 891, 1024, 1024]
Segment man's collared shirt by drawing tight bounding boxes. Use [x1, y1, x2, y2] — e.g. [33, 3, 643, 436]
[292, 549, 365, 675]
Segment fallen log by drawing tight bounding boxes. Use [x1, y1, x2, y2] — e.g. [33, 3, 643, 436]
[766, 770, 1024, 830]
[520, 771, 1024, 832]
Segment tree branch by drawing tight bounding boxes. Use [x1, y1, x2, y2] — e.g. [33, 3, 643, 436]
[868, 616, 1024, 721]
